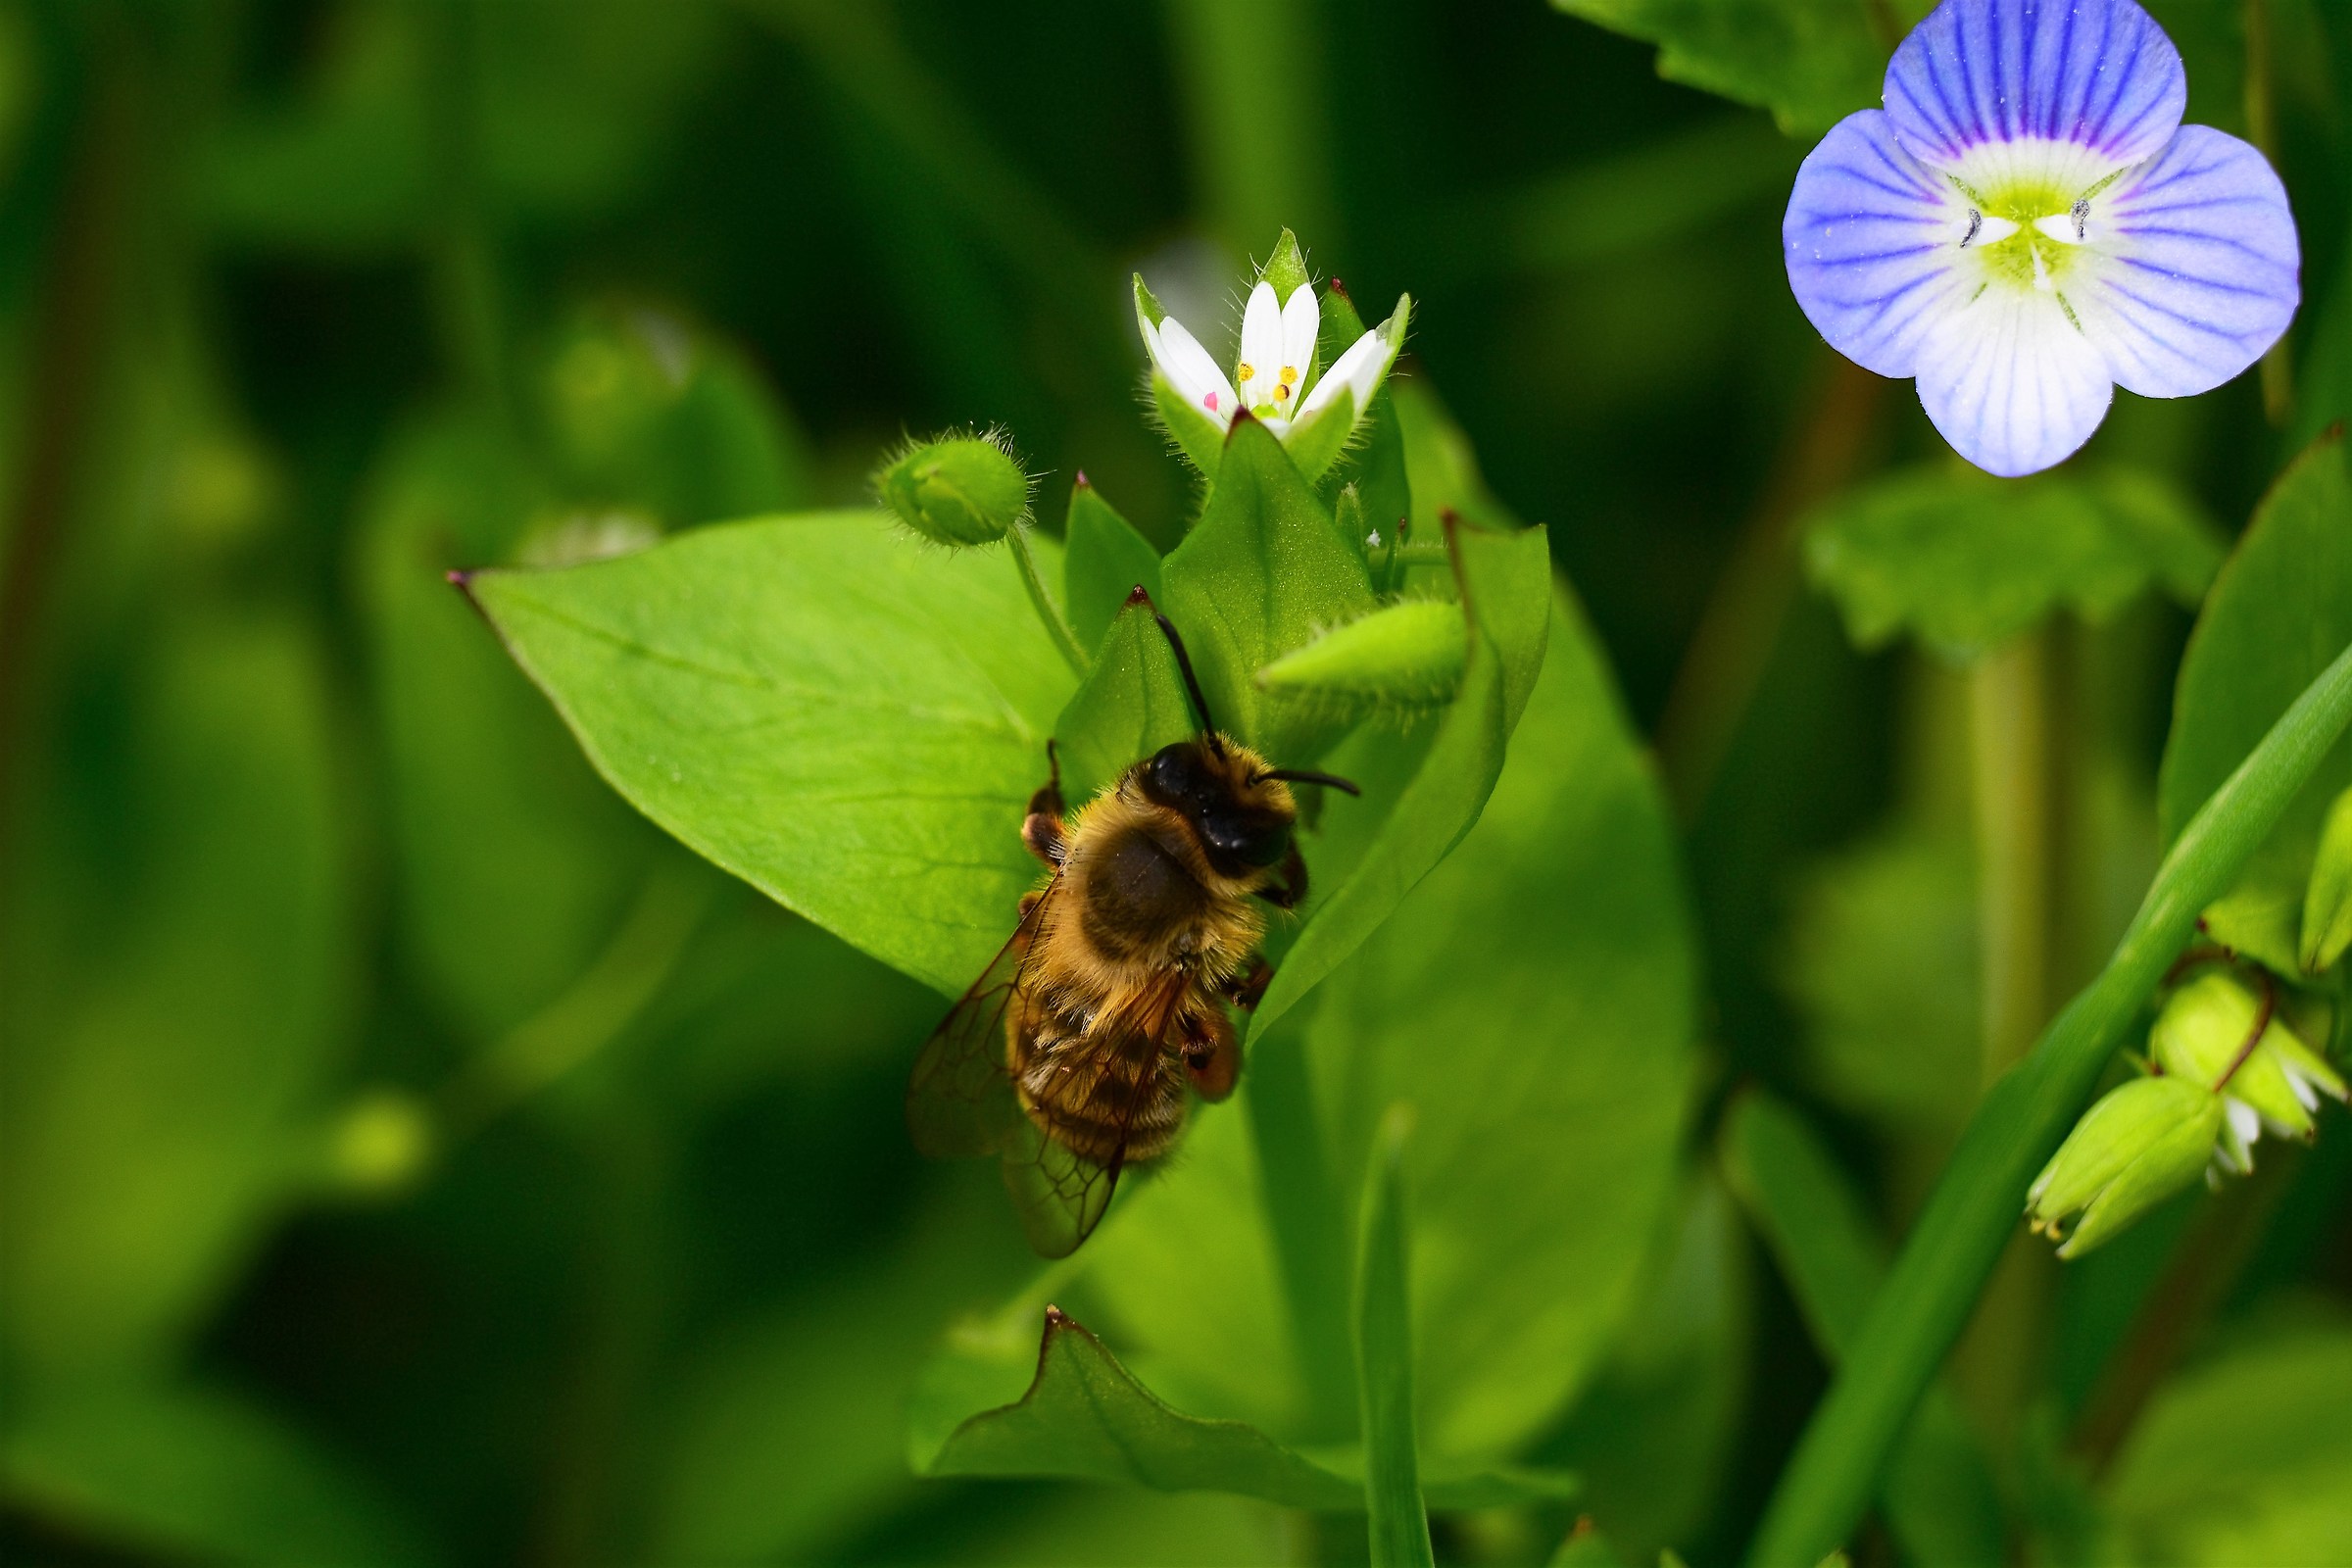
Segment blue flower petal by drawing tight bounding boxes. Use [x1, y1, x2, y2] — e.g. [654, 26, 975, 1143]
[1886, 0, 2184, 172]
[1785, 111, 1972, 379]
[1917, 286, 2114, 477]
[2075, 125, 2301, 399]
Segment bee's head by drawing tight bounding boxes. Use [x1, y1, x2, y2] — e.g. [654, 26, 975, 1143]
[1134, 595, 1363, 877]
[1140, 739, 1297, 874]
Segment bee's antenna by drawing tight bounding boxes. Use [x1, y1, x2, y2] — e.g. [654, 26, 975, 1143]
[1139, 590, 1222, 752]
[1261, 767, 1361, 797]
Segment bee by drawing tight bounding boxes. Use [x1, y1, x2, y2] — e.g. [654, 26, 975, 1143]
[906, 588, 1358, 1255]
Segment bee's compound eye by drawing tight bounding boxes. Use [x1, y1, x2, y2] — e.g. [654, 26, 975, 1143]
[1145, 743, 1202, 805]
[1201, 811, 1291, 870]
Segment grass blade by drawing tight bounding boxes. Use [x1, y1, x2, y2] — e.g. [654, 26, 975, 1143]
[1746, 634, 2352, 1566]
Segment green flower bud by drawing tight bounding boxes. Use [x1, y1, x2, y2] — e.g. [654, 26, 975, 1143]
[2028, 1075, 2223, 1258]
[1256, 599, 1467, 721]
[2149, 969, 2345, 1147]
[2301, 784, 2352, 973]
[876, 432, 1032, 547]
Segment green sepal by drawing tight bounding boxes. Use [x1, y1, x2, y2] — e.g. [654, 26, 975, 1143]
[1132, 271, 1167, 331]
[2301, 784, 2352, 973]
[2148, 970, 2329, 1140]
[1257, 599, 1468, 724]
[1319, 283, 1412, 535]
[2026, 1074, 2223, 1258]
[1062, 477, 1162, 656]
[1283, 384, 1357, 484]
[1152, 369, 1227, 477]
[1258, 227, 1310, 305]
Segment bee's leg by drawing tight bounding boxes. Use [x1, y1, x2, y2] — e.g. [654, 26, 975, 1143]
[1224, 956, 1274, 1011]
[1180, 1006, 1240, 1101]
[1256, 843, 1308, 910]
[1022, 740, 1069, 867]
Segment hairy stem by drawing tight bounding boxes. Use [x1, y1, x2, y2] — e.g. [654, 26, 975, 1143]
[1006, 525, 1090, 676]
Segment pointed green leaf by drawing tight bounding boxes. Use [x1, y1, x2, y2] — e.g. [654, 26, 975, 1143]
[1054, 593, 1200, 802]
[923, 1307, 1575, 1511]
[2300, 785, 2352, 972]
[1160, 415, 1377, 764]
[1063, 476, 1163, 656]
[1257, 599, 1467, 723]
[2160, 431, 2352, 973]
[1355, 1106, 1434, 1568]
[463, 512, 1076, 998]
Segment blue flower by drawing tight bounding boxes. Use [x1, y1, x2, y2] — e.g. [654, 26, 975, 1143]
[1785, 0, 2300, 477]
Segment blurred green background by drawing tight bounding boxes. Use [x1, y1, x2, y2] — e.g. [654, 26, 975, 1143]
[2, 1, 2349, 1564]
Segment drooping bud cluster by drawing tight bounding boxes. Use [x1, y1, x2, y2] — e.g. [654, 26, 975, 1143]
[2030, 965, 2347, 1257]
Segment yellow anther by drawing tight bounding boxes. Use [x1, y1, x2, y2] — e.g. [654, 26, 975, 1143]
[1274, 382, 1292, 401]
[1237, 362, 1255, 381]
[1279, 366, 1298, 385]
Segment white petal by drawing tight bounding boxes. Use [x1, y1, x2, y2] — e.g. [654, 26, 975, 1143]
[1148, 316, 1238, 426]
[1297, 327, 1382, 422]
[1916, 285, 2114, 477]
[2226, 1097, 2263, 1152]
[1238, 281, 1283, 412]
[1271, 283, 1320, 416]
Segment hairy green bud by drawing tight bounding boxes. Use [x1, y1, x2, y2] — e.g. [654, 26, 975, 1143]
[876, 432, 1031, 547]
[2028, 1074, 2222, 1258]
[1256, 599, 1467, 721]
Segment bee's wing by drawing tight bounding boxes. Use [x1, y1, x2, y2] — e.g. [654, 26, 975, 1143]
[906, 874, 1060, 1159]
[1001, 1120, 1124, 1259]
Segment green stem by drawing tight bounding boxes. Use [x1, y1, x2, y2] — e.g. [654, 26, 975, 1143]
[1244, 1010, 1357, 1445]
[2243, 0, 2293, 426]
[1354, 1105, 1433, 1568]
[1745, 634, 2352, 1568]
[1006, 525, 1088, 676]
[419, 0, 510, 424]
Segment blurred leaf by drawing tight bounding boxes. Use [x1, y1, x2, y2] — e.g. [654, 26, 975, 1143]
[1062, 477, 1162, 657]
[356, 414, 655, 1039]
[466, 513, 1075, 998]
[1548, 0, 1887, 135]
[1803, 464, 2226, 663]
[2105, 1313, 2352, 1565]
[1537, 1178, 1749, 1562]
[1354, 1107, 1434, 1568]
[1780, 817, 1981, 1131]
[1, 1381, 424, 1565]
[924, 1307, 1575, 1512]
[1719, 1093, 2005, 1568]
[537, 304, 818, 529]
[205, 0, 720, 250]
[2158, 431, 2352, 974]
[1054, 591, 1200, 803]
[1159, 415, 1377, 766]
[2292, 228, 2352, 451]
[1, 610, 349, 1379]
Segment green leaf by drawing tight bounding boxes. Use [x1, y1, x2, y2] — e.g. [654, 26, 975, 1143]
[2301, 786, 2352, 972]
[1803, 463, 2227, 663]
[1354, 1106, 1435, 1568]
[1063, 475, 1163, 657]
[1748, 627, 2352, 1565]
[1, 610, 350, 1379]
[1257, 598, 1468, 723]
[2159, 432, 2352, 974]
[1, 1382, 424, 1565]
[1249, 516, 1551, 1042]
[463, 511, 1076, 999]
[2105, 1315, 2352, 1566]
[924, 1306, 1576, 1512]
[1548, 0, 1890, 135]
[1718, 1094, 2005, 1568]
[1054, 592, 1201, 803]
[1160, 415, 1378, 766]
[1538, 1179, 1750, 1562]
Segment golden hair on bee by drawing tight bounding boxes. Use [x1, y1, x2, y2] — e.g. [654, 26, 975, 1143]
[906, 589, 1360, 1255]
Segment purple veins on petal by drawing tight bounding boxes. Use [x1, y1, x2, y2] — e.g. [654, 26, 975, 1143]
[1885, 0, 2185, 172]
[1784, 112, 1971, 380]
[2072, 124, 2299, 399]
